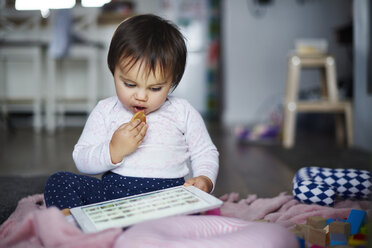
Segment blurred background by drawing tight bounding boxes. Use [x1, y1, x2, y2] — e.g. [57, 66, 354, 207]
[0, 0, 371, 199]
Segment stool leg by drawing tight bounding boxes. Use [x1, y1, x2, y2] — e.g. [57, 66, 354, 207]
[345, 103, 353, 146]
[283, 56, 300, 148]
[325, 56, 338, 102]
[320, 68, 328, 100]
[283, 106, 297, 148]
[335, 114, 345, 145]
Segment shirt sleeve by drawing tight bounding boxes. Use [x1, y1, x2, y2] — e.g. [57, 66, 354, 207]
[183, 101, 219, 191]
[72, 100, 122, 174]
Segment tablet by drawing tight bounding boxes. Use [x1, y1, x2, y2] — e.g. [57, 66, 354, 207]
[70, 185, 223, 233]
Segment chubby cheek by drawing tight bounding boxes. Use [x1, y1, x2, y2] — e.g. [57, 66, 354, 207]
[116, 87, 132, 110]
[150, 94, 168, 111]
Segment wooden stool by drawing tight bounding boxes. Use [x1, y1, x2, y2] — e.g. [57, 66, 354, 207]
[282, 53, 353, 148]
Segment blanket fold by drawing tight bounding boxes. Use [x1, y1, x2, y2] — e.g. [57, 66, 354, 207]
[0, 194, 122, 248]
[219, 192, 372, 229]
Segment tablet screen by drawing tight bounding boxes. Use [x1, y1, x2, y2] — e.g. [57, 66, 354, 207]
[80, 186, 214, 231]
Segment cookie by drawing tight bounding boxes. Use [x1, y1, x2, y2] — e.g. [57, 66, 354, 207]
[131, 110, 146, 123]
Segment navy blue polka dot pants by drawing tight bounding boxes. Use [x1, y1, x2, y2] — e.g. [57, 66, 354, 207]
[44, 171, 185, 209]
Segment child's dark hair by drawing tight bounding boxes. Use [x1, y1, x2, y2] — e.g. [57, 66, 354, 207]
[107, 14, 187, 89]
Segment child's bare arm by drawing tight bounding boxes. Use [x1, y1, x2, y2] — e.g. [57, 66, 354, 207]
[184, 175, 213, 193]
[109, 119, 147, 164]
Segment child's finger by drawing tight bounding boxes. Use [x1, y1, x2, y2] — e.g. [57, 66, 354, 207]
[194, 181, 208, 192]
[184, 178, 196, 187]
[128, 119, 142, 130]
[135, 123, 147, 142]
[118, 122, 128, 130]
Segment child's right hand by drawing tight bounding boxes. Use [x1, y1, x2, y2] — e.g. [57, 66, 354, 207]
[109, 119, 148, 164]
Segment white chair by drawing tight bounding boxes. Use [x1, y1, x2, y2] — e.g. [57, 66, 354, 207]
[282, 53, 353, 148]
[45, 7, 103, 133]
[0, 10, 46, 132]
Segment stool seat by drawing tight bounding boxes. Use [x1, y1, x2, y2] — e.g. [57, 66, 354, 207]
[282, 53, 353, 148]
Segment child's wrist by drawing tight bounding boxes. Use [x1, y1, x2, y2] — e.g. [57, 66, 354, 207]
[109, 141, 124, 164]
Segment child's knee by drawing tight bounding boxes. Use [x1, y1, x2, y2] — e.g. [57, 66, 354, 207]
[46, 171, 72, 184]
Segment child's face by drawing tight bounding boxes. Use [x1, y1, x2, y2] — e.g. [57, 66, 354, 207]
[113, 60, 172, 115]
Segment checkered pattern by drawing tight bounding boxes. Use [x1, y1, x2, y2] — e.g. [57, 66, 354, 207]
[292, 167, 371, 206]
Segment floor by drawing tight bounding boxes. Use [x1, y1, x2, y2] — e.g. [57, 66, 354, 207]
[0, 114, 370, 199]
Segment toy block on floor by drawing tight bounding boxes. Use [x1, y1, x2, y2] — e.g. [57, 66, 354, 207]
[323, 221, 350, 236]
[308, 226, 328, 247]
[348, 233, 367, 246]
[297, 237, 305, 248]
[326, 218, 346, 225]
[291, 229, 305, 239]
[329, 233, 347, 246]
[329, 246, 353, 248]
[307, 216, 327, 229]
[360, 223, 369, 234]
[353, 233, 367, 241]
[292, 223, 310, 240]
[346, 209, 366, 235]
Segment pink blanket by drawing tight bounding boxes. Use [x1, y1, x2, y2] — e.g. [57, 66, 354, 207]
[219, 192, 372, 229]
[0, 195, 122, 248]
[1, 193, 369, 248]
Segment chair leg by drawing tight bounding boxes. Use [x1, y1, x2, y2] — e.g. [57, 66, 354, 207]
[32, 48, 42, 133]
[46, 57, 57, 134]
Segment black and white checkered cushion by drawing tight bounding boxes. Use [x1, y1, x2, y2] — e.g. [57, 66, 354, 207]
[293, 167, 371, 206]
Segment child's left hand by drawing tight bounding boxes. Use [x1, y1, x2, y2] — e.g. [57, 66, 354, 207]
[184, 176, 213, 193]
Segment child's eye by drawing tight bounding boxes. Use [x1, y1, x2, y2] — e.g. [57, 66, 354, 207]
[124, 82, 136, 88]
[151, 87, 162, 92]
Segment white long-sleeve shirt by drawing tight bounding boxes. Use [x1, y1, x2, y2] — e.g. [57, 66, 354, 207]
[72, 96, 219, 187]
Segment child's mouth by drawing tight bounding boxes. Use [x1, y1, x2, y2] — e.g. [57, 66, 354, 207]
[133, 106, 146, 112]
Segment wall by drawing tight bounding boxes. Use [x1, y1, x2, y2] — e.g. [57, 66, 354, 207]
[222, 0, 352, 125]
[353, 0, 372, 151]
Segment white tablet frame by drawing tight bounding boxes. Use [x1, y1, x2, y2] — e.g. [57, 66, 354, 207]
[70, 185, 223, 233]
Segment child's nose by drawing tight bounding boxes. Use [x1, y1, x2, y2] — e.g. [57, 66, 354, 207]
[135, 89, 148, 101]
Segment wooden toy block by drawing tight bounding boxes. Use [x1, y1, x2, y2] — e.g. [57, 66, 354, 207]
[324, 221, 350, 236]
[307, 216, 327, 229]
[326, 218, 346, 225]
[308, 226, 328, 247]
[293, 223, 310, 240]
[290, 229, 304, 239]
[329, 233, 347, 246]
[346, 209, 366, 235]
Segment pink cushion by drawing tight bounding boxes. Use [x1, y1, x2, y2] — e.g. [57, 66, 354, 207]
[114, 215, 298, 248]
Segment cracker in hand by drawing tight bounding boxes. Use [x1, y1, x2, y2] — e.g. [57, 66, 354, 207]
[131, 110, 146, 123]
